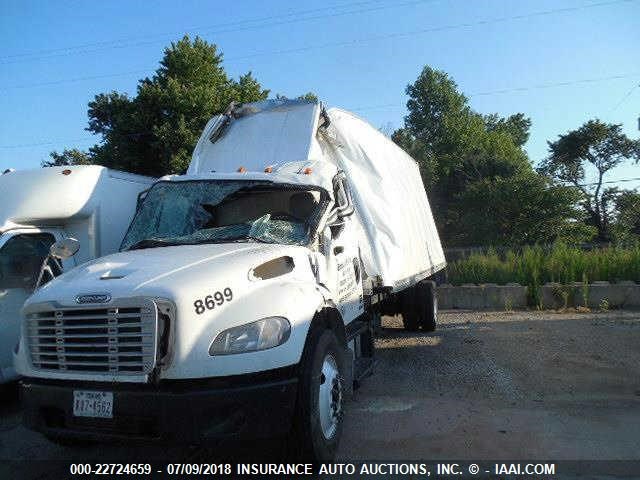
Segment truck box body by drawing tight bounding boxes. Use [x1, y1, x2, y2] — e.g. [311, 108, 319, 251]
[0, 166, 153, 382]
[189, 100, 445, 290]
[1, 166, 153, 260]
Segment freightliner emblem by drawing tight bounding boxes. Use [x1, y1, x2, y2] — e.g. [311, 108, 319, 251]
[76, 293, 112, 304]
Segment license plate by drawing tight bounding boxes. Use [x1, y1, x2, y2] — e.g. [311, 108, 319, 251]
[73, 390, 113, 418]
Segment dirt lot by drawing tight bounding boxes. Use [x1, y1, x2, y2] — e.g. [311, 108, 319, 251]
[344, 310, 640, 460]
[1, 310, 639, 477]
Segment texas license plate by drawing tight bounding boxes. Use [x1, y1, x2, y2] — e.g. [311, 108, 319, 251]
[73, 390, 113, 418]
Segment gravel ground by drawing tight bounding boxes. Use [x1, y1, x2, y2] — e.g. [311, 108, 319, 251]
[342, 310, 640, 461]
[0, 310, 639, 477]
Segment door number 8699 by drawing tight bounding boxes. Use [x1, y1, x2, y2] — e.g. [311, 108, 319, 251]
[193, 288, 233, 315]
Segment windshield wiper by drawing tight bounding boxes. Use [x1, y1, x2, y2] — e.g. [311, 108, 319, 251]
[127, 239, 178, 250]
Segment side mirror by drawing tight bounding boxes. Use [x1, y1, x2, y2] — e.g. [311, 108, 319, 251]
[50, 238, 80, 260]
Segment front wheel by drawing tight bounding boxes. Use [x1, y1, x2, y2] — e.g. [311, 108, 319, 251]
[291, 328, 345, 462]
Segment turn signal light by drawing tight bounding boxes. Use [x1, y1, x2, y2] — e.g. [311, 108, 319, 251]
[62, 169, 72, 176]
[264, 166, 273, 173]
[237, 166, 247, 173]
[302, 167, 312, 175]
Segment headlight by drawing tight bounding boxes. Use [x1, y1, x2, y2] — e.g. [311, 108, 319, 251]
[209, 317, 291, 355]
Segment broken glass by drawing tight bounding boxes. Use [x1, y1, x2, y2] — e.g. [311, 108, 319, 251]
[121, 180, 325, 250]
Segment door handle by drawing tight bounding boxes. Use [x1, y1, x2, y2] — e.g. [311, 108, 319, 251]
[333, 246, 344, 255]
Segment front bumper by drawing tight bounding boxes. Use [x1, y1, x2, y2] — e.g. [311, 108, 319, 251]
[21, 367, 298, 443]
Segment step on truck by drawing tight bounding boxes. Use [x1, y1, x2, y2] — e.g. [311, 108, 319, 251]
[14, 100, 446, 460]
[0, 166, 153, 383]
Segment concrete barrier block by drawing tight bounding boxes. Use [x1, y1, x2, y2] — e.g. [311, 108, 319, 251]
[588, 283, 640, 309]
[462, 285, 486, 310]
[437, 283, 526, 310]
[541, 283, 563, 310]
[498, 284, 527, 309]
[437, 283, 639, 310]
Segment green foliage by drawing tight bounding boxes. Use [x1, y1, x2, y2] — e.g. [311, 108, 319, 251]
[614, 191, 640, 242]
[539, 119, 640, 242]
[527, 267, 542, 309]
[392, 66, 581, 247]
[599, 298, 610, 311]
[455, 173, 594, 246]
[274, 92, 318, 102]
[447, 243, 640, 286]
[484, 113, 531, 147]
[581, 271, 589, 308]
[42, 149, 91, 167]
[551, 284, 571, 310]
[297, 92, 319, 102]
[504, 295, 513, 312]
[82, 36, 269, 176]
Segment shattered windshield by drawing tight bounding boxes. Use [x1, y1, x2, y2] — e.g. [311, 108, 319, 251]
[121, 180, 326, 251]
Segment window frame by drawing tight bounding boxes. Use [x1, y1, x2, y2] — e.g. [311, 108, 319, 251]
[0, 230, 59, 291]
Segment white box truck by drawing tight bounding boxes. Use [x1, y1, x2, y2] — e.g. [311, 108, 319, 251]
[14, 100, 445, 460]
[0, 166, 153, 383]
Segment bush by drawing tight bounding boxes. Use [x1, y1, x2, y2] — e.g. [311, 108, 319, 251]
[447, 243, 640, 286]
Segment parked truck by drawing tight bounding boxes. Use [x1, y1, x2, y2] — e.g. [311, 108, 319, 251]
[14, 100, 445, 460]
[0, 166, 153, 383]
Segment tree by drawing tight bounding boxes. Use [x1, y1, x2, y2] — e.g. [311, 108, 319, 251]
[539, 120, 640, 242]
[613, 191, 640, 242]
[296, 92, 319, 102]
[274, 92, 318, 102]
[484, 113, 531, 148]
[393, 66, 548, 246]
[79, 36, 269, 176]
[455, 173, 595, 246]
[42, 149, 91, 167]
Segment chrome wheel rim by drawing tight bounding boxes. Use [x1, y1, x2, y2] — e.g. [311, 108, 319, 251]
[318, 353, 342, 440]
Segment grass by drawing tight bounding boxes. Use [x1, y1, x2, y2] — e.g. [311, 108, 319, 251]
[446, 243, 640, 286]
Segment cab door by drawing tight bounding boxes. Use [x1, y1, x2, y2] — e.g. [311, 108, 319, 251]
[325, 173, 364, 324]
[0, 228, 69, 381]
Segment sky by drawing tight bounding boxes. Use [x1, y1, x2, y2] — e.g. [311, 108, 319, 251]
[1, 0, 639, 188]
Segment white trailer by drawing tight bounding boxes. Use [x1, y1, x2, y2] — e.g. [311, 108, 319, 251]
[15, 100, 445, 460]
[0, 166, 153, 382]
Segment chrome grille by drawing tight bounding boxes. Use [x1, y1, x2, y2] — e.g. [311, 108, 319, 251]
[26, 300, 157, 375]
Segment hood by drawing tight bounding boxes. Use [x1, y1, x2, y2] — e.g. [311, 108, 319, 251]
[28, 243, 308, 307]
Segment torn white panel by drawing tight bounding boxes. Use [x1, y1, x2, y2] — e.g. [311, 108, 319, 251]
[188, 100, 321, 175]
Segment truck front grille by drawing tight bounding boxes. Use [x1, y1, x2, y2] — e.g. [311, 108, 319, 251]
[26, 301, 157, 375]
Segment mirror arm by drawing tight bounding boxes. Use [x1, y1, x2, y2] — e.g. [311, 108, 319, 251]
[34, 255, 61, 291]
[34, 255, 51, 291]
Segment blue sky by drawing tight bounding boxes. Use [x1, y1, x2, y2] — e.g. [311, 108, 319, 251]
[1, 0, 638, 187]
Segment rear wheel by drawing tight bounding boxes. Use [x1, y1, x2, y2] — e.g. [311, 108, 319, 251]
[422, 281, 437, 332]
[400, 281, 437, 332]
[400, 289, 420, 331]
[291, 327, 345, 462]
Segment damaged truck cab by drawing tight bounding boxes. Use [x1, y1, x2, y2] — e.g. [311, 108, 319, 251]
[15, 100, 445, 460]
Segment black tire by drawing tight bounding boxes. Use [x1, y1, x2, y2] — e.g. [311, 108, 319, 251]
[400, 281, 437, 332]
[422, 280, 437, 332]
[291, 326, 345, 462]
[400, 288, 421, 331]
